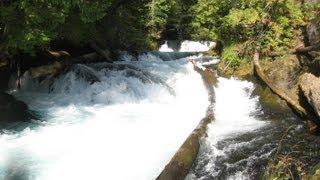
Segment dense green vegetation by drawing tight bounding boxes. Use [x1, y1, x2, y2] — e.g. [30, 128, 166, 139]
[190, 0, 311, 67]
[0, 0, 177, 55]
[0, 0, 318, 65]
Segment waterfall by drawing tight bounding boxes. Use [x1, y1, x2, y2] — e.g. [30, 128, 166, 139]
[187, 78, 273, 179]
[159, 40, 216, 52]
[0, 54, 209, 180]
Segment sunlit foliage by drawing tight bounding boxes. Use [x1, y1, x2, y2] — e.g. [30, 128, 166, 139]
[190, 0, 306, 67]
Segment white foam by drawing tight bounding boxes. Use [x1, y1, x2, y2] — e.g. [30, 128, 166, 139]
[159, 40, 216, 52]
[179, 41, 216, 52]
[186, 77, 267, 179]
[159, 41, 174, 52]
[0, 56, 209, 180]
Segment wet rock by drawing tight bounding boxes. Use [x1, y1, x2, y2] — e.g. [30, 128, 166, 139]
[69, 64, 100, 84]
[0, 92, 33, 122]
[252, 84, 291, 117]
[299, 73, 320, 121]
[217, 61, 254, 80]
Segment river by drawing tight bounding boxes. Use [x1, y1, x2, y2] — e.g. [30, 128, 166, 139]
[0, 41, 306, 180]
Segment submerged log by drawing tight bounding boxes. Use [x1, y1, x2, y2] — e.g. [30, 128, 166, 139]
[157, 62, 216, 180]
[253, 50, 320, 128]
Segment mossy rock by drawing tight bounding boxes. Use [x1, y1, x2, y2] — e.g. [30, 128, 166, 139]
[261, 55, 302, 93]
[217, 61, 253, 80]
[252, 84, 291, 117]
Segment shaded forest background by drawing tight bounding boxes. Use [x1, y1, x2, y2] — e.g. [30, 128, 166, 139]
[0, 0, 319, 65]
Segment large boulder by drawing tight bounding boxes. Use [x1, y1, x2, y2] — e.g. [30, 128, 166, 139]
[299, 73, 320, 120]
[262, 55, 302, 95]
[0, 92, 33, 123]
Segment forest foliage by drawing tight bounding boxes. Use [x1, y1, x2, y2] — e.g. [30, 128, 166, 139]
[0, 0, 318, 65]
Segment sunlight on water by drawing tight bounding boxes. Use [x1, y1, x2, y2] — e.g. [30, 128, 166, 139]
[187, 77, 268, 180]
[159, 40, 216, 52]
[0, 55, 209, 180]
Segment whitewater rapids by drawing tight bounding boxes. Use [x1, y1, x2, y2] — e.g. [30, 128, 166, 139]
[0, 54, 209, 180]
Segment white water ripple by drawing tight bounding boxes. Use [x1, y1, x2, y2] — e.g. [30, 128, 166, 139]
[0, 55, 209, 180]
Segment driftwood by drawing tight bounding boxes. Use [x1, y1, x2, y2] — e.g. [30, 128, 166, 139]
[268, 43, 320, 57]
[157, 62, 216, 180]
[24, 46, 115, 80]
[253, 50, 320, 128]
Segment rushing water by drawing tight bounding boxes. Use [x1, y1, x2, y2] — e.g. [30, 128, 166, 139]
[0, 41, 306, 180]
[159, 40, 216, 52]
[186, 77, 304, 180]
[0, 54, 210, 180]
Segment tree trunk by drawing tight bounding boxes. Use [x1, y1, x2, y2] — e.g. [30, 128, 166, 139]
[268, 43, 320, 57]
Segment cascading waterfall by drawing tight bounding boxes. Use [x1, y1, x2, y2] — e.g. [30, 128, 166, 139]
[0, 41, 303, 180]
[159, 41, 216, 52]
[187, 78, 276, 179]
[0, 54, 209, 180]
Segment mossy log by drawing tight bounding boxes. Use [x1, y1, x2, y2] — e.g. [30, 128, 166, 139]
[253, 50, 320, 128]
[157, 62, 216, 180]
[156, 116, 213, 180]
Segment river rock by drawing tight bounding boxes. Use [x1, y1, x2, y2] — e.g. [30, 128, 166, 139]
[0, 92, 33, 122]
[70, 64, 101, 84]
[299, 73, 320, 120]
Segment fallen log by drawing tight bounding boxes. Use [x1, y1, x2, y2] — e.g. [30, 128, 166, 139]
[268, 43, 320, 57]
[156, 115, 213, 180]
[253, 50, 320, 128]
[28, 61, 64, 79]
[157, 62, 216, 180]
[22, 47, 115, 80]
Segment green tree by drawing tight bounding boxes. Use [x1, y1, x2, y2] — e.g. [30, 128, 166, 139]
[190, 0, 305, 67]
[0, 0, 113, 54]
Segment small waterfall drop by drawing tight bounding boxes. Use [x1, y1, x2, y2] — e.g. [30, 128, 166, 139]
[159, 40, 216, 52]
[187, 77, 271, 179]
[0, 54, 209, 180]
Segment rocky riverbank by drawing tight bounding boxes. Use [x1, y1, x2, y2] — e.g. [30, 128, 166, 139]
[216, 51, 320, 179]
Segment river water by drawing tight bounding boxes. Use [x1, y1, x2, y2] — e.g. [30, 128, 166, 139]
[0, 41, 305, 179]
